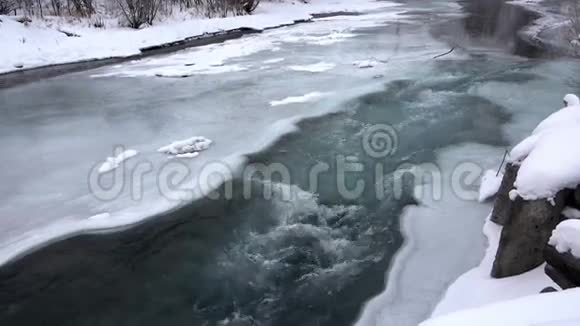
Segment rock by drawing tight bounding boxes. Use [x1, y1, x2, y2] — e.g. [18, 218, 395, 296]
[544, 244, 580, 289]
[490, 163, 519, 225]
[491, 189, 569, 278]
[545, 264, 576, 290]
[540, 286, 558, 293]
[572, 186, 580, 208]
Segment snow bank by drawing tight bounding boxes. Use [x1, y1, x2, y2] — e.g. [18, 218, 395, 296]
[98, 149, 138, 173]
[549, 219, 580, 257]
[288, 62, 336, 72]
[269, 91, 331, 107]
[0, 0, 397, 74]
[430, 217, 556, 317]
[478, 169, 503, 202]
[422, 288, 580, 326]
[158, 136, 212, 156]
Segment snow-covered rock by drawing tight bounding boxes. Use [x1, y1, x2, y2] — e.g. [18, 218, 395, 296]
[532, 104, 580, 136]
[512, 126, 580, 200]
[549, 219, 580, 257]
[478, 169, 503, 202]
[158, 136, 212, 156]
[563, 94, 580, 107]
[98, 149, 138, 173]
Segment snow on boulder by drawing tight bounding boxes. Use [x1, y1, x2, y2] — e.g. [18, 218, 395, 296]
[478, 169, 503, 202]
[98, 149, 138, 173]
[563, 94, 580, 107]
[512, 126, 580, 200]
[549, 219, 580, 257]
[532, 104, 580, 136]
[269, 91, 331, 107]
[158, 136, 212, 156]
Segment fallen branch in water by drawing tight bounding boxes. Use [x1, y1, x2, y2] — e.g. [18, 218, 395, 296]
[433, 47, 455, 59]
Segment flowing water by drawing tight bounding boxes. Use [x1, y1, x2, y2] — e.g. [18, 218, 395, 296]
[1, 0, 580, 325]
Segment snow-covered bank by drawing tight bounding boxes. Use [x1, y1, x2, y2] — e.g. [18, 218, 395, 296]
[427, 217, 556, 318]
[0, 0, 396, 74]
[423, 287, 580, 326]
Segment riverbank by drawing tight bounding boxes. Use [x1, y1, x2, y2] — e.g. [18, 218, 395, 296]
[0, 0, 393, 88]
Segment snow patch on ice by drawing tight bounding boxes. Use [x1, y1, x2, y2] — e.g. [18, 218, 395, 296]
[174, 152, 200, 159]
[282, 31, 357, 45]
[263, 57, 285, 64]
[158, 136, 212, 156]
[478, 169, 503, 203]
[288, 62, 336, 72]
[88, 213, 111, 220]
[269, 92, 331, 107]
[549, 219, 580, 257]
[353, 59, 380, 68]
[98, 149, 138, 174]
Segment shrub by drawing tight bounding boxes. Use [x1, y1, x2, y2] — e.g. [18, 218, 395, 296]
[0, 0, 16, 14]
[118, 0, 161, 29]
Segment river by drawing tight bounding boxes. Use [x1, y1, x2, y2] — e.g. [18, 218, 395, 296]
[1, 0, 579, 325]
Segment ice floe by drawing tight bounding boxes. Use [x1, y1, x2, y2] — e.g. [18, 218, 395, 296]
[288, 62, 336, 72]
[269, 92, 331, 107]
[263, 57, 285, 64]
[98, 149, 139, 174]
[158, 136, 212, 156]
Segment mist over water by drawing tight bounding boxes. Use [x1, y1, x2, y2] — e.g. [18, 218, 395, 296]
[1, 0, 578, 325]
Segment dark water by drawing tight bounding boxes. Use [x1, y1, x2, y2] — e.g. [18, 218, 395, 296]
[430, 0, 544, 57]
[0, 1, 542, 325]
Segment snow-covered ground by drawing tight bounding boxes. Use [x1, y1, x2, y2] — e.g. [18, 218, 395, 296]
[0, 0, 396, 74]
